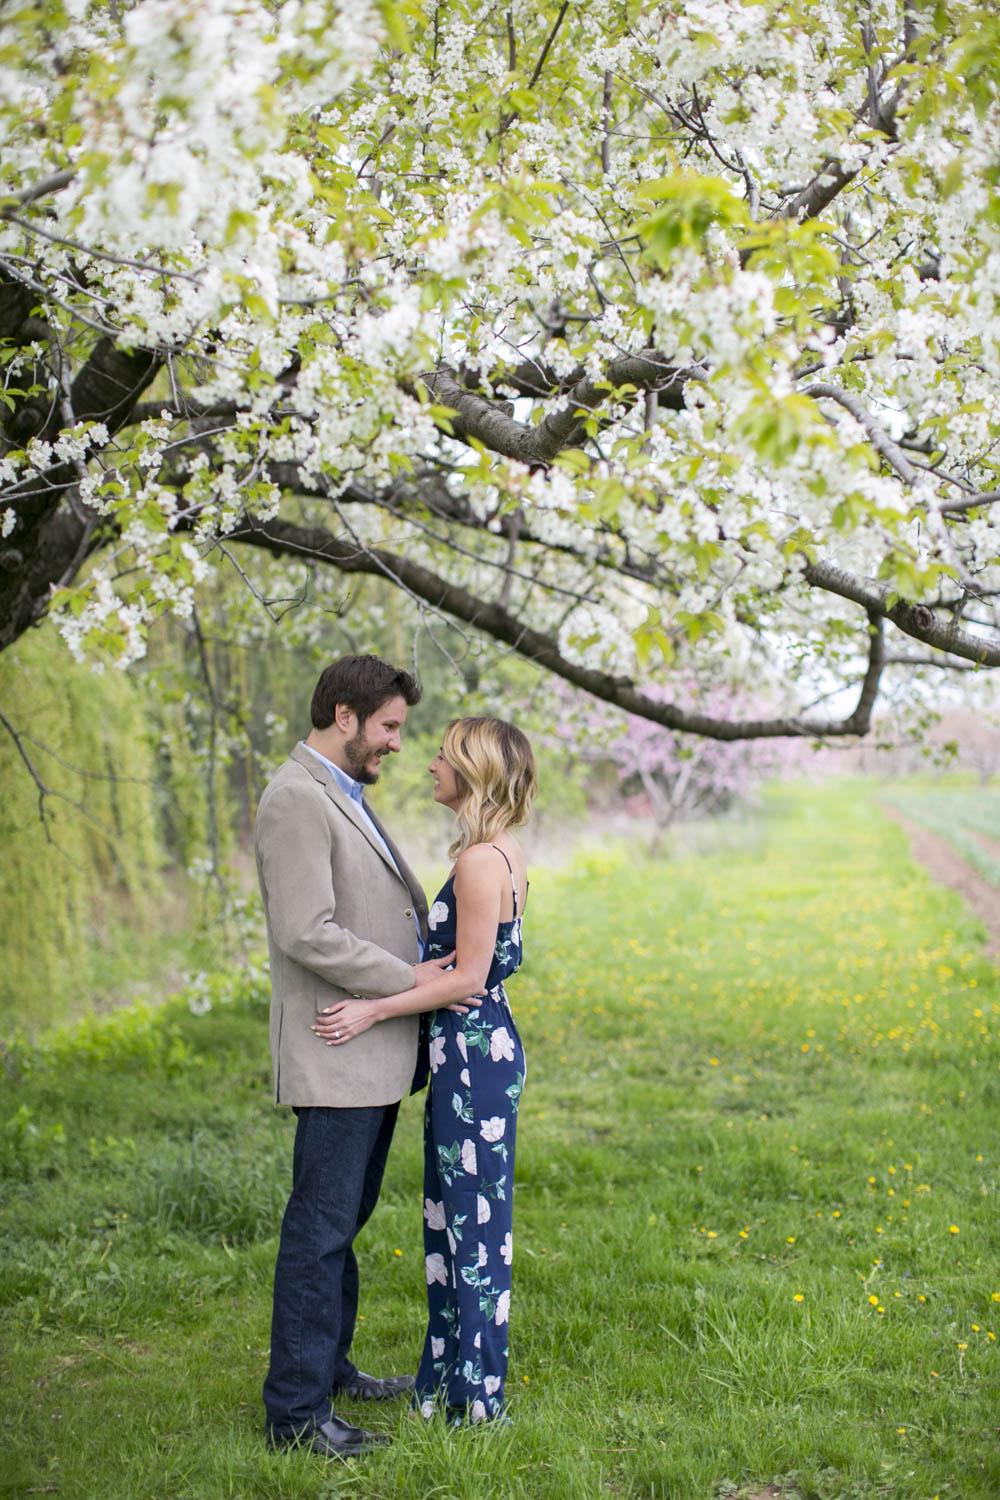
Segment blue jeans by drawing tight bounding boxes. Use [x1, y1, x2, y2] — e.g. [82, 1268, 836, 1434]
[263, 1102, 399, 1437]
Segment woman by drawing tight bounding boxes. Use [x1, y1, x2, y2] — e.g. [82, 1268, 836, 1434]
[313, 716, 537, 1424]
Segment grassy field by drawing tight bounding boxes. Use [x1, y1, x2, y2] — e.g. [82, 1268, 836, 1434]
[882, 781, 1000, 889]
[1, 780, 998, 1500]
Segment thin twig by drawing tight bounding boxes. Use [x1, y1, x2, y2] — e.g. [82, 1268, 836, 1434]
[190, 608, 228, 907]
[0, 704, 54, 829]
[528, 0, 570, 88]
[215, 542, 281, 622]
[4, 213, 205, 283]
[601, 70, 613, 175]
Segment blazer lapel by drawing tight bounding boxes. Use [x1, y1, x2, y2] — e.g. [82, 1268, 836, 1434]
[363, 797, 429, 934]
[289, 744, 427, 919]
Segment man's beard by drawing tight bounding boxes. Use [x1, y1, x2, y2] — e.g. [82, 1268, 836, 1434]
[344, 729, 383, 784]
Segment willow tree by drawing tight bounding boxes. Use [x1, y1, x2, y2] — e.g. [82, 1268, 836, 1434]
[1, 0, 998, 744]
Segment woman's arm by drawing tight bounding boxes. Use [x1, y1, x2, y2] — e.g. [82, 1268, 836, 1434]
[312, 844, 507, 1046]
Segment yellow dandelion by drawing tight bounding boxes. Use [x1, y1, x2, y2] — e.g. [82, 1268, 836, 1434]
[793, 1293, 804, 1302]
[869, 1295, 879, 1306]
[949, 1225, 960, 1234]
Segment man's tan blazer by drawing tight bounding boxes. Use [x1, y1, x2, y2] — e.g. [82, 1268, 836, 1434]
[254, 743, 429, 1107]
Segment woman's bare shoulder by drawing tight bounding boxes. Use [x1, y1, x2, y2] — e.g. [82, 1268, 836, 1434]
[454, 842, 507, 872]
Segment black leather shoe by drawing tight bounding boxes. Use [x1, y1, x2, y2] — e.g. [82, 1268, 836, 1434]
[268, 1414, 391, 1458]
[336, 1370, 416, 1401]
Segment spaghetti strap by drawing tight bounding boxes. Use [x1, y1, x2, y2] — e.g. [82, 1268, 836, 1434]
[488, 843, 521, 917]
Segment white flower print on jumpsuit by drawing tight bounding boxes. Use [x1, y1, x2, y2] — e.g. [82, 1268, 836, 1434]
[414, 848, 526, 1423]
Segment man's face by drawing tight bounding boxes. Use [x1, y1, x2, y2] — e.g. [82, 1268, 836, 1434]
[343, 694, 409, 784]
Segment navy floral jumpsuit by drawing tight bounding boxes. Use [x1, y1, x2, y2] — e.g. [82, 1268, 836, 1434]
[414, 845, 526, 1423]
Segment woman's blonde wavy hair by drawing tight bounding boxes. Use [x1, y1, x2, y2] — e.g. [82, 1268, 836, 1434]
[442, 717, 537, 859]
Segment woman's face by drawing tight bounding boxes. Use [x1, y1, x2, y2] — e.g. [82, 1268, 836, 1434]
[429, 748, 464, 811]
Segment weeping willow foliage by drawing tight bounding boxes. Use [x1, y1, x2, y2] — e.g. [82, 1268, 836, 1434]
[0, 624, 168, 1027]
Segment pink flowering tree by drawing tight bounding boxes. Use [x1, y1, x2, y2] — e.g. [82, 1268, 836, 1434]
[539, 681, 810, 849]
[616, 696, 760, 817]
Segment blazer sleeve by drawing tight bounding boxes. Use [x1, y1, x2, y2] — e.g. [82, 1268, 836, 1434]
[255, 781, 416, 997]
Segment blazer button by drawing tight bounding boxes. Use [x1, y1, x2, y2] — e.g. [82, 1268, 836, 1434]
[404, 907, 413, 918]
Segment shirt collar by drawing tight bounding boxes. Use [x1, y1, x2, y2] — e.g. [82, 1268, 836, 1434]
[302, 743, 364, 802]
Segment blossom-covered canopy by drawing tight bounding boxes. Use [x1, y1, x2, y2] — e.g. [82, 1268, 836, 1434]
[2, 0, 998, 738]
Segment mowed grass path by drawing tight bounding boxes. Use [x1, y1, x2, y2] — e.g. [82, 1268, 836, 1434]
[2, 781, 998, 1500]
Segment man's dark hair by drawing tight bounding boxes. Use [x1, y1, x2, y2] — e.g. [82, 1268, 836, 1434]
[310, 654, 421, 729]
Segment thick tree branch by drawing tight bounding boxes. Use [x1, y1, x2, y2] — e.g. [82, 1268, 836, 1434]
[422, 351, 702, 465]
[779, 16, 916, 222]
[0, 169, 76, 214]
[804, 382, 922, 485]
[0, 330, 160, 649]
[784, 159, 864, 221]
[209, 509, 886, 740]
[803, 559, 1000, 666]
[939, 489, 1000, 515]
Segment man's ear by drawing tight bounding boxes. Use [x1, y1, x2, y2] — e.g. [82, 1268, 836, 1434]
[333, 702, 357, 734]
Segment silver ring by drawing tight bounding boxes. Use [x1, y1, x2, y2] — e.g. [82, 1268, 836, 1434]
[334, 1030, 341, 1039]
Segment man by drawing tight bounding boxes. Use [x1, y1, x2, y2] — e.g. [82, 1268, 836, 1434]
[254, 654, 449, 1458]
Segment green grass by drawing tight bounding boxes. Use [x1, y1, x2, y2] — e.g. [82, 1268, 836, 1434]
[883, 781, 1000, 887]
[2, 781, 998, 1500]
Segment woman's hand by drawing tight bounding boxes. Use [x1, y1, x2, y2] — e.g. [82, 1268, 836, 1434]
[445, 995, 484, 1015]
[312, 997, 380, 1046]
[312, 990, 484, 1045]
